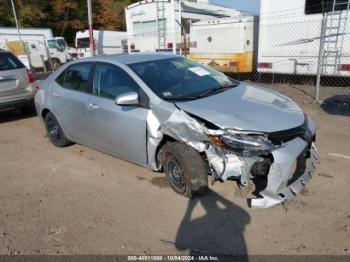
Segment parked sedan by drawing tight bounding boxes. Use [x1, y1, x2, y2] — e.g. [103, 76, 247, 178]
[35, 53, 318, 208]
[0, 51, 36, 112]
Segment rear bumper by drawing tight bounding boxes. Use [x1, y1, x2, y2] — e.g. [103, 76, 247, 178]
[0, 97, 34, 110]
[249, 138, 318, 208]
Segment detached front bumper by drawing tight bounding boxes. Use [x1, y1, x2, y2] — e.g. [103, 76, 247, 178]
[250, 137, 318, 209]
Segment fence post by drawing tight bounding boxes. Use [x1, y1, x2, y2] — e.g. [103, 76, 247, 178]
[315, 2, 327, 101]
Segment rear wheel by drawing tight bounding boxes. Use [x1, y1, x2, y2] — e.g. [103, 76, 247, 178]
[163, 142, 208, 198]
[44, 112, 72, 147]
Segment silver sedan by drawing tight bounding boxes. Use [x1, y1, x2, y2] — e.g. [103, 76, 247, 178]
[35, 53, 318, 208]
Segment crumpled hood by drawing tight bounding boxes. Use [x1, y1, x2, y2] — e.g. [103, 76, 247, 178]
[175, 83, 305, 133]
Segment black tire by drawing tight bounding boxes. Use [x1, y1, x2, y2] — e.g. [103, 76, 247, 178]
[163, 142, 208, 198]
[44, 112, 72, 147]
[52, 59, 61, 70]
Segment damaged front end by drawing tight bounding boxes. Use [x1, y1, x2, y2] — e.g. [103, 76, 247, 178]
[150, 108, 318, 209]
[206, 127, 318, 209]
[204, 115, 318, 209]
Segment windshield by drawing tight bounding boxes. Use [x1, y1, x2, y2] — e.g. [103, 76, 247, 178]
[77, 37, 90, 48]
[129, 57, 239, 101]
[56, 39, 66, 48]
[47, 39, 59, 49]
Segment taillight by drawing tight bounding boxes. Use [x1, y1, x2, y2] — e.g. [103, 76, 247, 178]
[258, 62, 273, 69]
[339, 64, 350, 71]
[130, 44, 135, 50]
[27, 69, 35, 83]
[229, 61, 239, 67]
[34, 85, 40, 94]
[167, 42, 173, 49]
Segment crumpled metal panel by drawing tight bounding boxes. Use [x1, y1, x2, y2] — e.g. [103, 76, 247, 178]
[146, 110, 163, 170]
[147, 110, 162, 139]
[145, 108, 224, 169]
[250, 139, 318, 208]
[307, 115, 317, 135]
[160, 109, 223, 151]
[175, 84, 305, 132]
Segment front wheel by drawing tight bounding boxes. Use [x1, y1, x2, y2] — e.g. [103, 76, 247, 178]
[163, 142, 208, 198]
[52, 59, 62, 70]
[44, 112, 72, 147]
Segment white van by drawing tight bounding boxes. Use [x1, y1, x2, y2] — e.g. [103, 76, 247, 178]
[75, 30, 127, 58]
[0, 27, 71, 70]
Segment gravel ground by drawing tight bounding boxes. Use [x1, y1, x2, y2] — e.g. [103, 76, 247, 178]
[0, 84, 349, 256]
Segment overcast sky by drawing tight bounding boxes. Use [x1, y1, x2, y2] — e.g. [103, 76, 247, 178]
[209, 0, 261, 14]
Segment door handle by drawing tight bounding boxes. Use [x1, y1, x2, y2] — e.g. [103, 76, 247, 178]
[87, 103, 99, 111]
[52, 92, 60, 98]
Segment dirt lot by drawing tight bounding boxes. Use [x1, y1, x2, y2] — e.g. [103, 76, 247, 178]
[0, 84, 349, 256]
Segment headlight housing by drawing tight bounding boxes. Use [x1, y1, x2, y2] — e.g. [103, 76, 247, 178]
[213, 132, 275, 155]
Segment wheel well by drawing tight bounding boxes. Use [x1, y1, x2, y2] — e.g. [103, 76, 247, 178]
[41, 108, 50, 119]
[155, 134, 176, 168]
[51, 58, 61, 63]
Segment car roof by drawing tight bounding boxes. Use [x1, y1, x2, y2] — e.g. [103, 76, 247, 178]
[80, 52, 180, 65]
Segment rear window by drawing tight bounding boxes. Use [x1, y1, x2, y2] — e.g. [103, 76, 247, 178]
[0, 52, 25, 71]
[56, 63, 93, 93]
[77, 37, 90, 48]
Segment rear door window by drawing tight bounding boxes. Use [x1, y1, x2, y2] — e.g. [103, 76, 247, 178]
[56, 63, 93, 93]
[0, 52, 25, 71]
[93, 63, 139, 100]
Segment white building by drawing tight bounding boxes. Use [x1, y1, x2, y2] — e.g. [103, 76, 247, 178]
[125, 0, 241, 53]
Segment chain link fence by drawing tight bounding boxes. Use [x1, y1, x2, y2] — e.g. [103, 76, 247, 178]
[185, 6, 350, 113]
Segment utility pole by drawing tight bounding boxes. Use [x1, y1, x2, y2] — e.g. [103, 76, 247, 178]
[10, 0, 21, 41]
[178, 0, 182, 56]
[315, 1, 326, 101]
[87, 0, 94, 56]
[11, 0, 35, 73]
[172, 0, 176, 54]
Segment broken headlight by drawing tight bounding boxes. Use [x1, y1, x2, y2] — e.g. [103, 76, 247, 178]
[218, 133, 274, 154]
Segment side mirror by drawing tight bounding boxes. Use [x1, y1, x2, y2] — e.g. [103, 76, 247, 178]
[115, 92, 139, 106]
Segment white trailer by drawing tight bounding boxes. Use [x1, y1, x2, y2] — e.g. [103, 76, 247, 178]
[257, 0, 350, 76]
[189, 16, 257, 73]
[75, 30, 127, 58]
[125, 0, 241, 53]
[0, 27, 71, 69]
